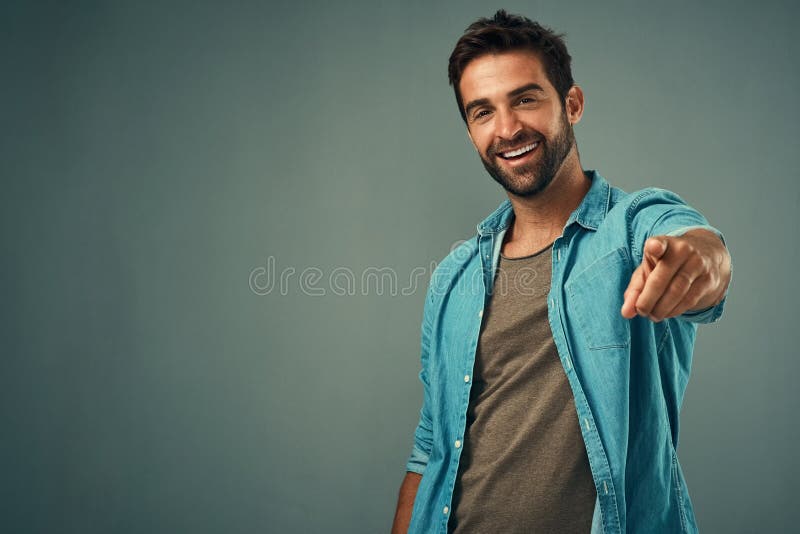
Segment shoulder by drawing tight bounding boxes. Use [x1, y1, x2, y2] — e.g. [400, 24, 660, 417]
[603, 185, 699, 236]
[608, 186, 691, 217]
[605, 185, 717, 264]
[427, 236, 479, 297]
[437, 237, 478, 269]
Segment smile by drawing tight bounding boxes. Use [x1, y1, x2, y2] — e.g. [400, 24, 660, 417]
[499, 142, 539, 160]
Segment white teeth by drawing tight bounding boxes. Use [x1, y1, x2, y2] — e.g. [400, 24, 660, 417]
[502, 142, 538, 158]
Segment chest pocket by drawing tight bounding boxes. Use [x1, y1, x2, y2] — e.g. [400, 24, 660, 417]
[565, 247, 632, 350]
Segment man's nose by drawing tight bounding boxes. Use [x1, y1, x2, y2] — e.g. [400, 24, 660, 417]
[495, 108, 523, 140]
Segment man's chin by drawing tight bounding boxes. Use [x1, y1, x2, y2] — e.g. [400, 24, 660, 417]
[492, 171, 553, 198]
[481, 157, 553, 197]
[503, 180, 550, 198]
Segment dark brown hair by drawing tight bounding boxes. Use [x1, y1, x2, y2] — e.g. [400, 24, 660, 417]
[448, 10, 575, 123]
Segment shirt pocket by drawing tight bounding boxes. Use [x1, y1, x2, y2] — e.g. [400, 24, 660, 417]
[565, 247, 632, 350]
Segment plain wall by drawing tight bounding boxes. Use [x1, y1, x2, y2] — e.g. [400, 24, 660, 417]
[2, 1, 798, 532]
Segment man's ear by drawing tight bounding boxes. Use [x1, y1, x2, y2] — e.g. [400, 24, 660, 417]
[565, 85, 585, 125]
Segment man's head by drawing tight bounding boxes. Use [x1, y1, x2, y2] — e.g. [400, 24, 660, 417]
[448, 10, 575, 123]
[448, 11, 583, 198]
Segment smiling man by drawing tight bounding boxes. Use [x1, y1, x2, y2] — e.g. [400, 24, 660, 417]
[391, 10, 732, 534]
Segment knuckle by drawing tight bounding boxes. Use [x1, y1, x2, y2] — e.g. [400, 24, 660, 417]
[686, 290, 703, 308]
[675, 239, 693, 255]
[671, 273, 692, 293]
[650, 271, 669, 286]
[664, 287, 683, 301]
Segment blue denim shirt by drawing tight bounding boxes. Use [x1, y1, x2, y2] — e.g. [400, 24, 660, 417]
[405, 171, 727, 533]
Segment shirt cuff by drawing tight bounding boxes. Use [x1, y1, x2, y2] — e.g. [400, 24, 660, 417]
[405, 445, 429, 475]
[665, 224, 726, 246]
[679, 294, 727, 323]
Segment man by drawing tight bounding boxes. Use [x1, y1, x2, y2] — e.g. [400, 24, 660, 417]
[391, 10, 731, 534]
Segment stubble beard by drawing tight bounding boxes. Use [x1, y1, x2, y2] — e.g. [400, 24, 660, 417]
[480, 113, 575, 198]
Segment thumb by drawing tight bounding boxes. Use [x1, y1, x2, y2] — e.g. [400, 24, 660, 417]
[642, 237, 668, 274]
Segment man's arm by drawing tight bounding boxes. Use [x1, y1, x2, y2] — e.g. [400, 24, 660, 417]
[391, 472, 422, 534]
[621, 228, 731, 322]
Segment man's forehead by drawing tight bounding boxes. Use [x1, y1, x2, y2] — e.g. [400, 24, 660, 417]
[459, 50, 551, 98]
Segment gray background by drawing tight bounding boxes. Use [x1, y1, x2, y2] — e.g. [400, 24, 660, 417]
[2, 0, 797, 532]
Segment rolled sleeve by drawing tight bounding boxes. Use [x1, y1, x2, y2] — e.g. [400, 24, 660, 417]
[405, 367, 433, 474]
[678, 293, 727, 323]
[665, 224, 724, 242]
[405, 441, 431, 475]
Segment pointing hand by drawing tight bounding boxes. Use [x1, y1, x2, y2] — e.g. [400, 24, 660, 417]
[621, 230, 731, 322]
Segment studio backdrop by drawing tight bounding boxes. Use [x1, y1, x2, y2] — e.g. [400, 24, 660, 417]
[2, 1, 797, 533]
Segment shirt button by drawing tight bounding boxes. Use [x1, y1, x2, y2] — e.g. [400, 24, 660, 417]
[454, 440, 462, 449]
[464, 375, 470, 383]
[443, 506, 449, 515]
[478, 309, 483, 318]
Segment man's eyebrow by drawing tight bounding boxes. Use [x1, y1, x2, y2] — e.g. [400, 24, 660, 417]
[508, 83, 545, 97]
[463, 84, 546, 117]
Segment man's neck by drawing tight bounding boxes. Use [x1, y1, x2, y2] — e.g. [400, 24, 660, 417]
[502, 154, 590, 258]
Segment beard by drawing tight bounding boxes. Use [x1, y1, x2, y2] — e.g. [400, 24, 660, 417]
[480, 112, 575, 198]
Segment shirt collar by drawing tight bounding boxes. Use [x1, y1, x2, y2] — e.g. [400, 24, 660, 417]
[476, 170, 612, 236]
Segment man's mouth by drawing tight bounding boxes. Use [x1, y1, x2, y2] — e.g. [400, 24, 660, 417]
[498, 141, 539, 160]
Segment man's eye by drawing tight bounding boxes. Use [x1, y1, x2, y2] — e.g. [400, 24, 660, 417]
[473, 110, 491, 120]
[518, 97, 536, 104]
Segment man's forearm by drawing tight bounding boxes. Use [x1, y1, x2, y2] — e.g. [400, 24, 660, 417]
[391, 472, 422, 534]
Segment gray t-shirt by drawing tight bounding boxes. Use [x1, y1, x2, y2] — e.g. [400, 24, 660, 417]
[448, 244, 596, 534]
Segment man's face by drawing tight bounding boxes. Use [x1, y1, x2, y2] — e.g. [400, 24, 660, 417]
[459, 50, 576, 197]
